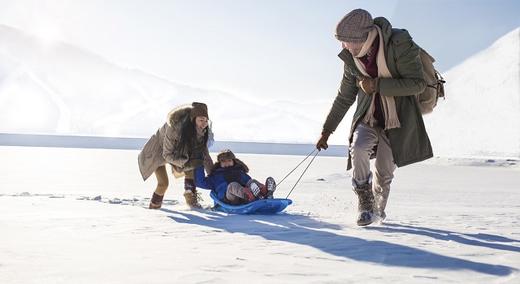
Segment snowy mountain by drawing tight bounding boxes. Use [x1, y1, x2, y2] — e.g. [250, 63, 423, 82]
[2, 23, 518, 157]
[0, 24, 339, 144]
[425, 27, 520, 158]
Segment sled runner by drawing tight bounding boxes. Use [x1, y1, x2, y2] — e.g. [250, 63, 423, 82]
[209, 191, 292, 214]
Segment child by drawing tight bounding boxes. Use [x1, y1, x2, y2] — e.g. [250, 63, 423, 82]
[194, 149, 276, 205]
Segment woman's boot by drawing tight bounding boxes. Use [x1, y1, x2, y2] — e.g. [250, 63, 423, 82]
[149, 165, 168, 209]
[183, 178, 202, 208]
[149, 192, 164, 209]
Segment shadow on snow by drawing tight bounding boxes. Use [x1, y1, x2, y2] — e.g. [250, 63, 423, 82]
[163, 209, 516, 276]
[365, 223, 520, 253]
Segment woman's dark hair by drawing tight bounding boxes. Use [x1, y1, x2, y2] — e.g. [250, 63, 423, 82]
[178, 116, 209, 155]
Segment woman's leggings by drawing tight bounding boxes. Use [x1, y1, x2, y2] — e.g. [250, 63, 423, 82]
[153, 165, 195, 196]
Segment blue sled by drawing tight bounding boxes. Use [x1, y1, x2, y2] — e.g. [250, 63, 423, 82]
[209, 191, 292, 215]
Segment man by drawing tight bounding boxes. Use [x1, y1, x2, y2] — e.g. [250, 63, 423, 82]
[316, 9, 433, 226]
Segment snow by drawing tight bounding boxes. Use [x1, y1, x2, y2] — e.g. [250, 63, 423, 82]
[1, 146, 519, 283]
[1, 21, 519, 283]
[425, 27, 520, 158]
[0, 24, 343, 144]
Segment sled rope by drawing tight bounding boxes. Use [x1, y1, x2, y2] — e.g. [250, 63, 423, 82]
[277, 148, 317, 187]
[284, 149, 320, 199]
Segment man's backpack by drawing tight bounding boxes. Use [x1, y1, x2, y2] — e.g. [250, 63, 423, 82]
[417, 48, 446, 114]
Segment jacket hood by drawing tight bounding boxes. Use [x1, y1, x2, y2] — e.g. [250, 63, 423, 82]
[373, 17, 393, 43]
[167, 104, 192, 127]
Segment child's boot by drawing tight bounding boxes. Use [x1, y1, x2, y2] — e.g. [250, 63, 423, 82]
[242, 187, 257, 202]
[248, 180, 269, 199]
[265, 177, 277, 199]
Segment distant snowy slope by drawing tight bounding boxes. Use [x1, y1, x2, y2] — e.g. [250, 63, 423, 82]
[2, 23, 518, 156]
[0, 24, 331, 144]
[425, 27, 520, 158]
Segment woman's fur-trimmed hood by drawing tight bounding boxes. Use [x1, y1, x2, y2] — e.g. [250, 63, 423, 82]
[166, 104, 192, 127]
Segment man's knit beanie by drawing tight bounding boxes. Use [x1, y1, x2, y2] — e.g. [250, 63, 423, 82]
[335, 9, 374, 42]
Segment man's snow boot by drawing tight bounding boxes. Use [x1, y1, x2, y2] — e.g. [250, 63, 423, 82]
[265, 177, 277, 199]
[149, 192, 164, 209]
[353, 183, 375, 226]
[375, 211, 386, 222]
[374, 187, 390, 221]
[184, 178, 202, 208]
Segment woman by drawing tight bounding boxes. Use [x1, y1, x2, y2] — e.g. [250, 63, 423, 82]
[138, 102, 213, 209]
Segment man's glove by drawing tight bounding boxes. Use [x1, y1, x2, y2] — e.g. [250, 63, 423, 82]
[316, 131, 331, 151]
[358, 76, 377, 95]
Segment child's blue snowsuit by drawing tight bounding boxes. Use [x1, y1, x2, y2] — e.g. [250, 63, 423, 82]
[194, 165, 252, 201]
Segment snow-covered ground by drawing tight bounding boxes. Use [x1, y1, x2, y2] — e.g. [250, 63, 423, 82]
[1, 146, 519, 283]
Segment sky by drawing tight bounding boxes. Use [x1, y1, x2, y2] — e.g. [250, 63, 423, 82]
[0, 0, 519, 103]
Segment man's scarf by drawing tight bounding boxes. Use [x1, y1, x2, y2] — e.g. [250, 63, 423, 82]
[353, 26, 400, 130]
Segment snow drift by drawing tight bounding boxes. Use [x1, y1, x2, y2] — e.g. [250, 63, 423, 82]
[425, 27, 520, 158]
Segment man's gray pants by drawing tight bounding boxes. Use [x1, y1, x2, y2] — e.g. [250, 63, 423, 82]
[350, 122, 397, 214]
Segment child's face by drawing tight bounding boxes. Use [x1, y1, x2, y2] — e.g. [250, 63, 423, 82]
[220, 159, 234, 168]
